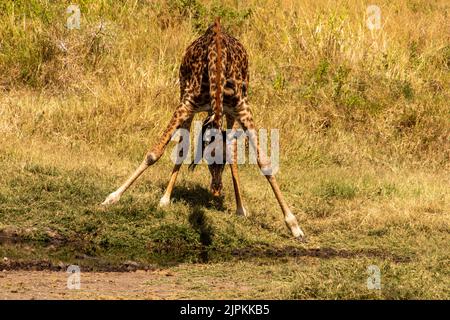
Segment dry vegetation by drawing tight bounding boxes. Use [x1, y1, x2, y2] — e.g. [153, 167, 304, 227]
[0, 0, 449, 299]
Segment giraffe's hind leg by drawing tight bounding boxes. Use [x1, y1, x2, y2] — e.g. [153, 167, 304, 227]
[159, 164, 182, 207]
[102, 100, 194, 206]
[234, 99, 305, 239]
[159, 118, 193, 207]
[226, 115, 247, 216]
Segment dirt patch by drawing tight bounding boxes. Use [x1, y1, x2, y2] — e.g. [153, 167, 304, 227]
[0, 270, 179, 300]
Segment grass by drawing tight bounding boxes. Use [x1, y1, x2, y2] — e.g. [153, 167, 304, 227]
[0, 0, 449, 299]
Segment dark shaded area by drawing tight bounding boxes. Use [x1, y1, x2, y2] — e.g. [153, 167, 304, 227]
[188, 206, 215, 262]
[150, 183, 220, 263]
[0, 228, 413, 271]
[170, 184, 225, 211]
[229, 246, 413, 263]
[145, 243, 414, 267]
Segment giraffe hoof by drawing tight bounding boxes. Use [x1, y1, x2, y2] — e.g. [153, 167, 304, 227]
[292, 226, 305, 239]
[292, 224, 307, 242]
[159, 195, 171, 207]
[101, 191, 121, 206]
[285, 213, 304, 239]
[295, 235, 308, 243]
[236, 207, 248, 217]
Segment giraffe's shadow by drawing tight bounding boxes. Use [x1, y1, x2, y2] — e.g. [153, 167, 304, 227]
[169, 184, 225, 211]
[188, 205, 214, 263]
[160, 183, 223, 263]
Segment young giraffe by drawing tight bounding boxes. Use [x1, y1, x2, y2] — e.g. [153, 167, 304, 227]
[102, 18, 305, 239]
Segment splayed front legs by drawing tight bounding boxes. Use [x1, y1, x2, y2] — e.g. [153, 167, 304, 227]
[102, 98, 304, 239]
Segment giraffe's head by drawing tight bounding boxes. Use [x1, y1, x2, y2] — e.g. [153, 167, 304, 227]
[189, 114, 227, 197]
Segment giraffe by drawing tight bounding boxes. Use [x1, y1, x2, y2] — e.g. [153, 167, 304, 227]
[101, 18, 305, 240]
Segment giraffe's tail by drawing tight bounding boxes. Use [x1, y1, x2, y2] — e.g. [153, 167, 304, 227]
[207, 17, 226, 130]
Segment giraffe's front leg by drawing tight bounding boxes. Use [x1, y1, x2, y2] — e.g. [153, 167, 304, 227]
[235, 100, 305, 240]
[102, 101, 194, 206]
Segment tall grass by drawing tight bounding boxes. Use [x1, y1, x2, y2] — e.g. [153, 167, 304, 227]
[0, 0, 448, 169]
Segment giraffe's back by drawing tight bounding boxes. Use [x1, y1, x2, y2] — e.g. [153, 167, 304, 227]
[179, 22, 249, 112]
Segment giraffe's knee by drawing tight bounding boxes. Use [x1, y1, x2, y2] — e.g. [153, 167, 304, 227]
[146, 152, 159, 165]
[260, 164, 275, 176]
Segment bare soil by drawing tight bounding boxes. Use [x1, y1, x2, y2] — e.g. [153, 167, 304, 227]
[0, 269, 182, 300]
